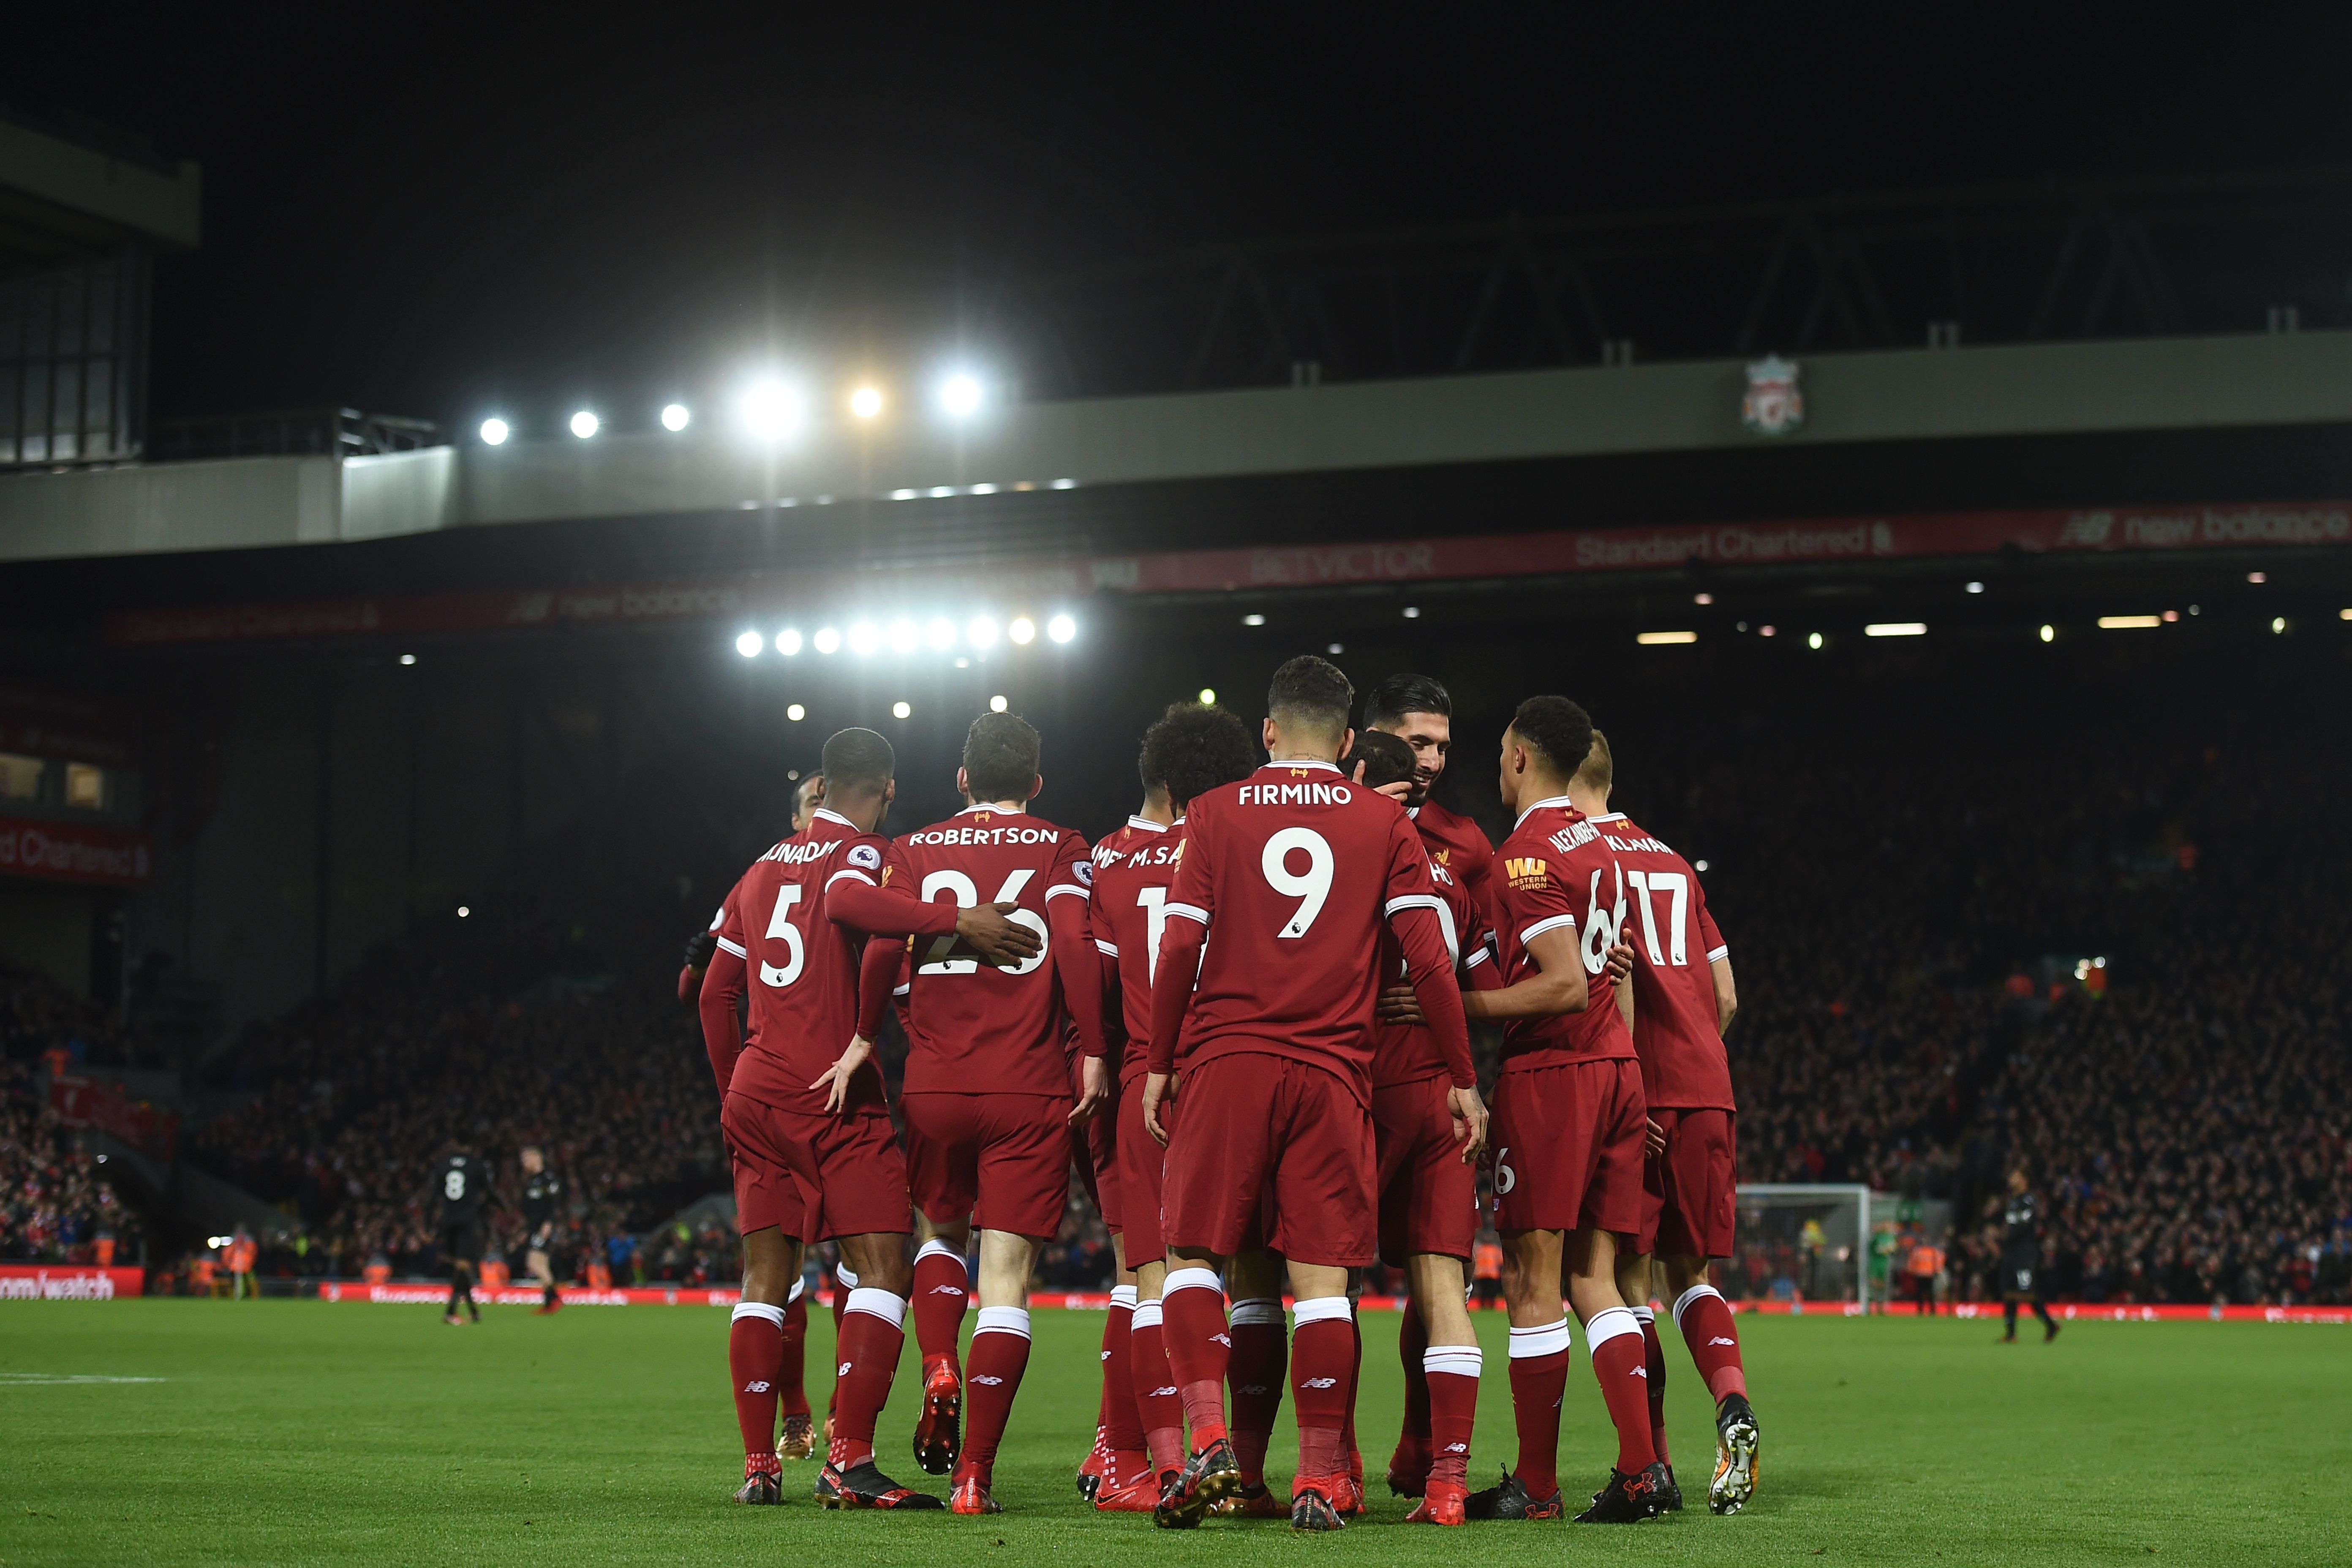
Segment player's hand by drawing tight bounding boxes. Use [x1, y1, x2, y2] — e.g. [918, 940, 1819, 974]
[1448, 1083, 1489, 1162]
[1644, 1116, 1666, 1158]
[955, 902, 1044, 966]
[1070, 1054, 1111, 1125]
[1375, 983, 1426, 1024]
[1141, 1071, 1173, 1146]
[1605, 931, 1636, 984]
[811, 1034, 877, 1114]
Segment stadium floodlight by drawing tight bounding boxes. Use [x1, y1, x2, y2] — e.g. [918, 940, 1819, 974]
[1047, 614, 1076, 644]
[479, 417, 510, 445]
[1693, 592, 1714, 605]
[735, 631, 764, 657]
[1326, 642, 1344, 655]
[661, 403, 691, 432]
[850, 386, 883, 419]
[1242, 613, 1267, 627]
[1695, 858, 1710, 871]
[1401, 606, 1420, 619]
[2097, 615, 2162, 630]
[966, 615, 999, 648]
[847, 621, 881, 656]
[989, 694, 1009, 713]
[812, 626, 841, 655]
[786, 703, 805, 721]
[1008, 616, 1036, 645]
[1965, 580, 1985, 593]
[892, 700, 912, 719]
[886, 619, 920, 655]
[1198, 687, 1216, 705]
[1808, 632, 1825, 649]
[740, 378, 802, 443]
[924, 618, 956, 651]
[1050, 478, 1077, 490]
[2342, 608, 2352, 621]
[2248, 570, 2267, 584]
[1864, 623, 1927, 637]
[398, 653, 417, 666]
[457, 906, 470, 918]
[2039, 623, 2055, 642]
[569, 410, 599, 439]
[937, 373, 984, 418]
[1637, 630, 1698, 645]
[2272, 615, 2287, 634]
[1759, 625, 1777, 637]
[775, 628, 803, 656]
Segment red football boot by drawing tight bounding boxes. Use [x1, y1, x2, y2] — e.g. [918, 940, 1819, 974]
[910, 1354, 962, 1476]
[1406, 1479, 1468, 1525]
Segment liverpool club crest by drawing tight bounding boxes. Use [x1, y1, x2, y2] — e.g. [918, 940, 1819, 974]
[1741, 355, 1804, 438]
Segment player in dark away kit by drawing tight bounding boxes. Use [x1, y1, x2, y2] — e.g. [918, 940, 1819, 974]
[436, 1147, 486, 1325]
[1998, 1168, 2059, 1343]
[520, 1145, 564, 1315]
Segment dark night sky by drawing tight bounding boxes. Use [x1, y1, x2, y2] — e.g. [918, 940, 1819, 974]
[13, 5, 2352, 433]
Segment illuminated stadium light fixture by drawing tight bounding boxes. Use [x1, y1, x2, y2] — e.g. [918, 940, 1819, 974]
[970, 482, 998, 495]
[1241, 613, 1267, 627]
[1198, 687, 1217, 705]
[989, 694, 1009, 713]
[2247, 570, 2267, 584]
[847, 621, 881, 656]
[892, 700, 913, 719]
[1402, 606, 1421, 619]
[1808, 632, 1825, 650]
[569, 410, 599, 439]
[786, 704, 805, 721]
[1694, 858, 1710, 871]
[2341, 608, 2352, 621]
[398, 654, 416, 666]
[2272, 616, 2287, 634]
[1965, 580, 1985, 593]
[812, 626, 841, 655]
[661, 403, 691, 432]
[1636, 630, 1697, 645]
[1008, 616, 1036, 645]
[925, 618, 956, 651]
[849, 386, 884, 419]
[2097, 615, 2162, 630]
[1864, 623, 1927, 637]
[457, 906, 471, 918]
[1047, 614, 1077, 644]
[889, 488, 919, 501]
[1693, 592, 1714, 605]
[740, 378, 803, 443]
[775, 628, 803, 656]
[735, 631, 764, 657]
[1759, 625, 1777, 637]
[886, 619, 920, 655]
[2162, 610, 2180, 622]
[966, 615, 999, 648]
[1051, 478, 1077, 490]
[1327, 642, 1345, 655]
[479, 417, 510, 445]
[937, 372, 984, 418]
[2039, 624, 2056, 642]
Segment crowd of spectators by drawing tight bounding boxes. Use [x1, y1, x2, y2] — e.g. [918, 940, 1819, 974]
[0, 1058, 139, 1264]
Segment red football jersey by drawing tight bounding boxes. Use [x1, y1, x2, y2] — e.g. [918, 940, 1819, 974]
[1489, 796, 1637, 1072]
[1587, 811, 1733, 1111]
[882, 805, 1098, 1098]
[1369, 852, 1491, 1087]
[1088, 814, 1188, 1078]
[1149, 760, 1470, 1100]
[1411, 796, 1497, 928]
[710, 808, 894, 1113]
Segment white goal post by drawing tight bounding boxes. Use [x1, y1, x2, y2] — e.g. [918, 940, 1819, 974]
[1727, 1184, 1876, 1309]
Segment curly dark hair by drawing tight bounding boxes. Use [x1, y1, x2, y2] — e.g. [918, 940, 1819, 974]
[1508, 695, 1595, 775]
[1139, 702, 1259, 809]
[1343, 729, 1417, 791]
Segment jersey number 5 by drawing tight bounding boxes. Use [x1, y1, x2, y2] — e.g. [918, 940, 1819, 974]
[759, 883, 805, 988]
[1262, 827, 1334, 938]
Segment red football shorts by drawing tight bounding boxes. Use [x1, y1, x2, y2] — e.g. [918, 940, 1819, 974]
[900, 1090, 1075, 1241]
[1116, 1064, 1173, 1261]
[1072, 1058, 1121, 1233]
[1372, 1075, 1478, 1266]
[1640, 1107, 1738, 1258]
[1489, 1056, 1646, 1237]
[721, 1090, 910, 1241]
[1161, 1051, 1375, 1268]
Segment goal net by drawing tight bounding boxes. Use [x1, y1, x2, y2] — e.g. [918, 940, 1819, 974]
[1720, 1184, 1877, 1309]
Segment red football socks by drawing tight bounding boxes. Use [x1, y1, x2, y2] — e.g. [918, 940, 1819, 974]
[1423, 1344, 1482, 1490]
[1674, 1283, 1750, 1402]
[1102, 1287, 1149, 1483]
[1227, 1297, 1286, 1482]
[1159, 1268, 1231, 1448]
[778, 1289, 810, 1419]
[1391, 1298, 1433, 1479]
[1130, 1297, 1187, 1474]
[1343, 1308, 1364, 1484]
[1290, 1299, 1353, 1486]
[1505, 1318, 1572, 1497]
[955, 1308, 1032, 1485]
[825, 1263, 855, 1416]
[729, 1302, 785, 1457]
[827, 1287, 906, 1469]
[910, 1240, 969, 1368]
[1634, 1305, 1668, 1465]
[1586, 1307, 1659, 1474]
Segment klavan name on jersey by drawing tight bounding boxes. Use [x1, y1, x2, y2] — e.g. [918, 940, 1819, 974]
[906, 825, 1066, 847]
[1601, 831, 1675, 855]
[1236, 781, 1356, 806]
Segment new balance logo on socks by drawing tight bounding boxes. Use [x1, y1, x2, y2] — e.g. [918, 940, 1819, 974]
[743, 1380, 771, 1393]
[1211, 1332, 1231, 1348]
[973, 1375, 1004, 1386]
[1709, 1336, 1736, 1347]
[1100, 1351, 1112, 1361]
[838, 1361, 852, 1377]
[1630, 1366, 1648, 1378]
[928, 1285, 966, 1296]
[1152, 1386, 1178, 1397]
[1303, 1377, 1338, 1389]
[1239, 1383, 1271, 1394]
[1443, 1443, 1467, 1454]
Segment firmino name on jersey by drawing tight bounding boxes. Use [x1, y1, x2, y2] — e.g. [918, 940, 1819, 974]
[908, 825, 1064, 847]
[762, 838, 842, 865]
[1236, 781, 1355, 806]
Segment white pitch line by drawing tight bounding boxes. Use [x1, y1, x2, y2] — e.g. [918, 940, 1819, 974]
[0, 1373, 168, 1385]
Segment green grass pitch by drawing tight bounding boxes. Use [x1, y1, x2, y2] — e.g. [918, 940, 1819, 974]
[3, 1300, 2346, 1565]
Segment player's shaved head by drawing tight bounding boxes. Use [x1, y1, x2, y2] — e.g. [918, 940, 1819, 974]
[1573, 728, 1614, 796]
[1141, 701, 1258, 808]
[1508, 695, 1595, 775]
[820, 727, 895, 799]
[1267, 655, 1355, 744]
[1363, 673, 1451, 729]
[1344, 729, 1418, 791]
[962, 710, 1042, 803]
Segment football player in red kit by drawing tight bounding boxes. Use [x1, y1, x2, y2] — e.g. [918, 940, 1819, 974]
[1141, 657, 1486, 1532]
[1361, 673, 1496, 927]
[1086, 702, 1262, 1514]
[844, 711, 1114, 1515]
[1566, 732, 1757, 1515]
[1470, 696, 1671, 1524]
[698, 727, 1040, 1510]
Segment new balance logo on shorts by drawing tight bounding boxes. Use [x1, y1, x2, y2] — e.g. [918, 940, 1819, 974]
[743, 1380, 771, 1393]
